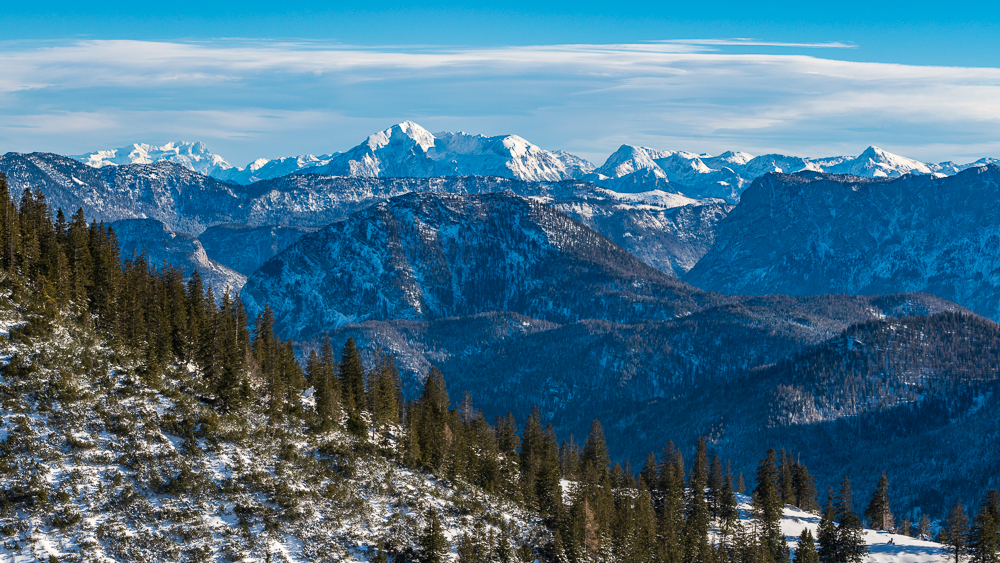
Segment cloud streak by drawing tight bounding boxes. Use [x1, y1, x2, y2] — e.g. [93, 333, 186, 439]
[1, 39, 999, 166]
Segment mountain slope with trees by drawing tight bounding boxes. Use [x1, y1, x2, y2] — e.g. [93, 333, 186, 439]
[685, 165, 1000, 321]
[0, 172, 998, 562]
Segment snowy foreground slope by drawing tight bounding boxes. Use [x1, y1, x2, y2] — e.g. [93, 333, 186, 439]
[0, 298, 543, 562]
[747, 498, 946, 563]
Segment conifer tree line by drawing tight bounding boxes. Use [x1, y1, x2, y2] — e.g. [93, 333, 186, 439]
[4, 175, 1000, 563]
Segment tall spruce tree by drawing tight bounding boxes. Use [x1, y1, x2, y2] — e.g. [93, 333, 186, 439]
[971, 490, 1000, 563]
[339, 338, 366, 417]
[795, 529, 820, 563]
[864, 474, 894, 531]
[420, 509, 449, 563]
[835, 478, 868, 563]
[942, 502, 971, 563]
[684, 437, 713, 563]
[754, 449, 787, 563]
[817, 489, 839, 563]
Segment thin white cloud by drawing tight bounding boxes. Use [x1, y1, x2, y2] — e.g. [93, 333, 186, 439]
[1, 39, 998, 165]
[654, 39, 857, 49]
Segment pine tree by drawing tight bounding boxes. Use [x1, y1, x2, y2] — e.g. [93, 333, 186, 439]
[419, 509, 449, 563]
[918, 515, 932, 540]
[754, 449, 787, 563]
[795, 529, 820, 563]
[835, 478, 868, 563]
[792, 462, 819, 512]
[970, 489, 1000, 563]
[339, 338, 366, 432]
[416, 367, 451, 471]
[942, 502, 971, 563]
[817, 490, 838, 563]
[368, 351, 402, 437]
[779, 450, 795, 506]
[580, 420, 609, 486]
[684, 437, 713, 563]
[864, 474, 894, 531]
[719, 460, 741, 541]
[659, 441, 686, 563]
[520, 407, 546, 509]
[708, 452, 725, 519]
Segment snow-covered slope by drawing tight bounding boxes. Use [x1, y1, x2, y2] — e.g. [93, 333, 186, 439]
[214, 153, 336, 185]
[762, 498, 946, 563]
[825, 146, 933, 178]
[112, 218, 247, 294]
[0, 296, 543, 562]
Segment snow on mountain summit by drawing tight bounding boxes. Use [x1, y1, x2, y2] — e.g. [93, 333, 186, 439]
[73, 140, 234, 177]
[309, 122, 596, 182]
[827, 146, 933, 178]
[69, 129, 995, 202]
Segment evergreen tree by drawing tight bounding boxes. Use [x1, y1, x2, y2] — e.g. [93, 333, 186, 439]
[864, 474, 894, 531]
[640, 451, 658, 490]
[792, 462, 819, 512]
[970, 490, 1000, 563]
[795, 529, 820, 563]
[368, 351, 402, 438]
[942, 502, 971, 563]
[817, 490, 838, 563]
[414, 367, 451, 471]
[684, 437, 714, 563]
[659, 441, 686, 563]
[419, 509, 449, 563]
[708, 452, 725, 518]
[918, 515, 932, 540]
[719, 461, 741, 541]
[339, 337, 365, 408]
[754, 448, 787, 563]
[580, 420, 609, 486]
[835, 478, 868, 563]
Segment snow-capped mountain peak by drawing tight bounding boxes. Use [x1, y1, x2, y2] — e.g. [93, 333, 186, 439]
[833, 145, 933, 178]
[595, 145, 674, 179]
[366, 120, 437, 152]
[712, 150, 755, 166]
[74, 140, 234, 177]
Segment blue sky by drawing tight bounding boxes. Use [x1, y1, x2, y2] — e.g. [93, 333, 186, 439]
[2, 1, 999, 166]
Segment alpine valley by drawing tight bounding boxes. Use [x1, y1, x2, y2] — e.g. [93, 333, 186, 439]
[2, 121, 1000, 563]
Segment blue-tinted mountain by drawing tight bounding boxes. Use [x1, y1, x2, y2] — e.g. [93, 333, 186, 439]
[685, 165, 1000, 321]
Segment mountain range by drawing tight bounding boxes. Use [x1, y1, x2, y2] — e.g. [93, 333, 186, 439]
[685, 165, 1000, 321]
[246, 189, 989, 515]
[6, 124, 1000, 517]
[72, 122, 1000, 202]
[0, 151, 726, 279]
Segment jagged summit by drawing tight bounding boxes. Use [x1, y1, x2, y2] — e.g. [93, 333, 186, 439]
[66, 129, 998, 203]
[826, 145, 933, 178]
[73, 140, 234, 177]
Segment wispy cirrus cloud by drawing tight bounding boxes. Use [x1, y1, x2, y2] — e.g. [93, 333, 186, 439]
[1, 39, 999, 166]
